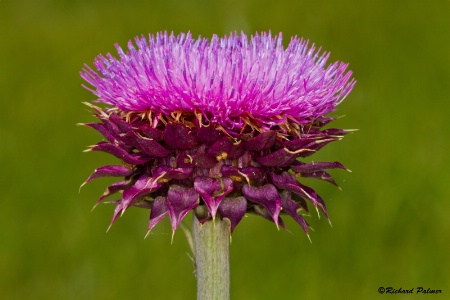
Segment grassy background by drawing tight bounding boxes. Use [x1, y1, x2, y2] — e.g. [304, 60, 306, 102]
[1, 0, 449, 299]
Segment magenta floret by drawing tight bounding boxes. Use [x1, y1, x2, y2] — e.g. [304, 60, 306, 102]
[81, 31, 355, 131]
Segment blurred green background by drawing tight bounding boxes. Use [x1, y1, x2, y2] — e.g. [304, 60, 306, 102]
[1, 0, 449, 299]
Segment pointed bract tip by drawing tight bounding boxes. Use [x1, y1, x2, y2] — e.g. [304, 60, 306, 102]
[144, 230, 151, 239]
[171, 231, 175, 244]
[82, 146, 95, 152]
[91, 203, 98, 212]
[79, 182, 86, 193]
[345, 129, 359, 133]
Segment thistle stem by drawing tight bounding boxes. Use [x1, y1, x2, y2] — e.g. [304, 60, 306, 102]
[192, 215, 230, 300]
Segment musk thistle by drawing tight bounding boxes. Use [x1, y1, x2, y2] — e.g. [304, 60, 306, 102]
[81, 31, 355, 237]
[81, 31, 355, 300]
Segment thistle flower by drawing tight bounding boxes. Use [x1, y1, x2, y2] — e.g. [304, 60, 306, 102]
[80, 31, 355, 238]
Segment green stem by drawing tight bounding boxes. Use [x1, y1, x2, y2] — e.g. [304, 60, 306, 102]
[192, 215, 230, 300]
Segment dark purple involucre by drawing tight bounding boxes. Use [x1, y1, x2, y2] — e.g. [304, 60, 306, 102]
[80, 31, 355, 238]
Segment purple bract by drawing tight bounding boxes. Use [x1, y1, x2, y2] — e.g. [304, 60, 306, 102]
[80, 31, 355, 238]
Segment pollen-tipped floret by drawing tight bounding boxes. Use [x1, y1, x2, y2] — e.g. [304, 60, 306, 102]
[81, 31, 355, 237]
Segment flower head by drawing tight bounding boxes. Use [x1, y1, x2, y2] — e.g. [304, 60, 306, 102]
[81, 31, 355, 237]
